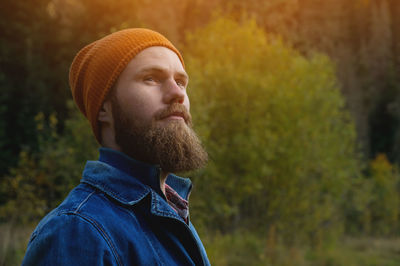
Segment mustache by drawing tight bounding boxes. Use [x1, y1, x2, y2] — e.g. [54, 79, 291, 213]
[154, 103, 192, 126]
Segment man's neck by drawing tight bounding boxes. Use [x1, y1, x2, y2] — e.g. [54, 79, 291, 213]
[160, 171, 169, 196]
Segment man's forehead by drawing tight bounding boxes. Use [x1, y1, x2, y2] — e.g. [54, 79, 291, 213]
[138, 65, 188, 79]
[127, 46, 188, 77]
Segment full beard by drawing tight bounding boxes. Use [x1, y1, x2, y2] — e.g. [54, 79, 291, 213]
[112, 101, 208, 173]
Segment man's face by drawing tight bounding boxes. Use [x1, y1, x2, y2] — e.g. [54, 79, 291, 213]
[110, 46, 207, 173]
[113, 46, 190, 129]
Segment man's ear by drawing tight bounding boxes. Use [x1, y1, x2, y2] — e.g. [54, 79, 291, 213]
[98, 100, 113, 124]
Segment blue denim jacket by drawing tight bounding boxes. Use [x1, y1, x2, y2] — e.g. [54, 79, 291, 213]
[22, 148, 210, 265]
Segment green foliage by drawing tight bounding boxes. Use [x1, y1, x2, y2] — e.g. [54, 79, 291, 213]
[185, 18, 361, 244]
[0, 0, 70, 174]
[367, 154, 400, 236]
[350, 154, 400, 236]
[344, 154, 400, 237]
[0, 102, 98, 224]
[0, 0, 141, 176]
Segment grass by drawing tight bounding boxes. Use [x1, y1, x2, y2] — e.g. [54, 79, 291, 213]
[0, 223, 33, 266]
[202, 231, 400, 266]
[1, 223, 400, 266]
[311, 237, 400, 266]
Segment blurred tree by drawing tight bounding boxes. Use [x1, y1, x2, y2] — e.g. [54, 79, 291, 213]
[345, 153, 400, 236]
[185, 18, 361, 245]
[367, 154, 400, 236]
[0, 0, 66, 174]
[209, 0, 400, 163]
[0, 0, 142, 176]
[0, 102, 98, 224]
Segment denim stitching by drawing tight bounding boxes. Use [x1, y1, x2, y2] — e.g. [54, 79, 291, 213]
[151, 192, 185, 223]
[82, 179, 124, 199]
[82, 179, 149, 204]
[84, 179, 149, 202]
[64, 212, 123, 266]
[74, 191, 95, 213]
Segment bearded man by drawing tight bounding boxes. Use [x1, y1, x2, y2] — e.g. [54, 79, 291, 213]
[22, 29, 209, 266]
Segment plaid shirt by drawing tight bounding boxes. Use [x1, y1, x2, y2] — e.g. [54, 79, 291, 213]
[165, 183, 189, 223]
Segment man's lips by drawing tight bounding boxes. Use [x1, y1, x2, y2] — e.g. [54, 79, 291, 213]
[161, 112, 185, 121]
[155, 104, 192, 126]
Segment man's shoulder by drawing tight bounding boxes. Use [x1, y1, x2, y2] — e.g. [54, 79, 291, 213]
[32, 183, 146, 237]
[23, 188, 122, 265]
[29, 184, 110, 240]
[23, 183, 149, 266]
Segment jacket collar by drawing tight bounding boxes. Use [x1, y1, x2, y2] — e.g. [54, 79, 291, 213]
[81, 148, 193, 209]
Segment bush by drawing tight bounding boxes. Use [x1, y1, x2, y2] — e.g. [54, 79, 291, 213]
[0, 102, 98, 224]
[185, 17, 361, 245]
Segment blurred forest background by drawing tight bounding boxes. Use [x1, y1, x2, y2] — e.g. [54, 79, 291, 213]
[1, 0, 400, 265]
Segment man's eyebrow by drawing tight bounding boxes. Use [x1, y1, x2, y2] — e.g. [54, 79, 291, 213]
[137, 66, 188, 80]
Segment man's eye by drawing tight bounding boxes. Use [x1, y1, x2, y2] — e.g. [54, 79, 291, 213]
[176, 80, 186, 87]
[144, 76, 155, 82]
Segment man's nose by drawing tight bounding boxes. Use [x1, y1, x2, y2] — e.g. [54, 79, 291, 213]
[162, 78, 185, 104]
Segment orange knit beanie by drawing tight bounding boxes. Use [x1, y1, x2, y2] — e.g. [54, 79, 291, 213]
[69, 28, 184, 143]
